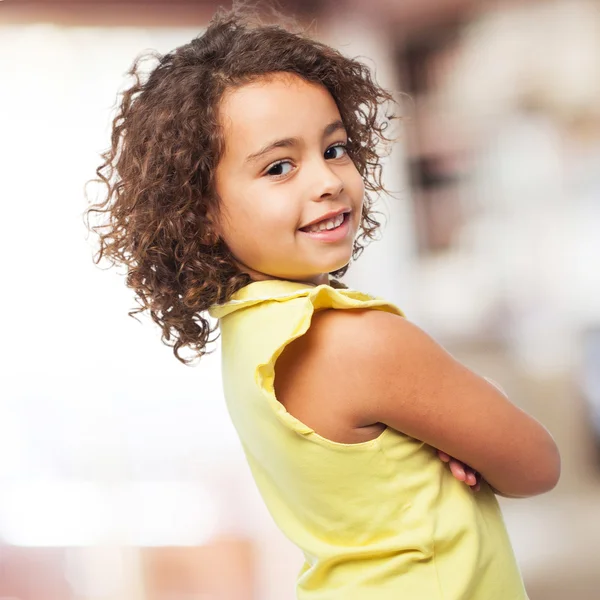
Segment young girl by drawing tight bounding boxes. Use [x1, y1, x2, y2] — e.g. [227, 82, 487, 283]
[85, 6, 560, 599]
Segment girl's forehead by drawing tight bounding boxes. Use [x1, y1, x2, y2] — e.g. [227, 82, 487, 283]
[219, 73, 342, 153]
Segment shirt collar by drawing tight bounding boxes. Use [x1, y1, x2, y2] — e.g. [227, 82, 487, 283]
[208, 279, 320, 319]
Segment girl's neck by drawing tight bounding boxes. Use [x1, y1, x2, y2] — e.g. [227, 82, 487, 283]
[242, 265, 329, 287]
[232, 256, 329, 287]
[252, 272, 329, 287]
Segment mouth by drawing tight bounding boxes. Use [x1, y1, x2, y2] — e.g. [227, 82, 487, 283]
[298, 210, 352, 243]
[299, 209, 351, 234]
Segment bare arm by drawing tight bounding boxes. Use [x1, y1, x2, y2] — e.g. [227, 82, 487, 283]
[275, 308, 561, 498]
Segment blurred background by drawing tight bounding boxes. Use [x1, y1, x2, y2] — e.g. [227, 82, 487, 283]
[1, 0, 599, 598]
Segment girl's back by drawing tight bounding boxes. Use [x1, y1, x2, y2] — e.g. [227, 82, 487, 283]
[212, 279, 529, 599]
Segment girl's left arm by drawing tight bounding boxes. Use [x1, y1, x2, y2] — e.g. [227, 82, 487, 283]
[292, 308, 561, 498]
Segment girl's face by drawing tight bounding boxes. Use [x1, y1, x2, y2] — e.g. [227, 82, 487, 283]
[214, 72, 364, 285]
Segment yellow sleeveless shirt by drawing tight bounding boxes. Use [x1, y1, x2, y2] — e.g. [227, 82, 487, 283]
[209, 279, 529, 600]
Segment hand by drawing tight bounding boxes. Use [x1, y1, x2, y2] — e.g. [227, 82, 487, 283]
[437, 450, 481, 492]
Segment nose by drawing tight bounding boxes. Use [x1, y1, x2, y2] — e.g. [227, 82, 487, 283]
[310, 159, 344, 202]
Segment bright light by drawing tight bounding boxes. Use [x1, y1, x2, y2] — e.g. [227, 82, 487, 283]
[119, 481, 218, 547]
[0, 481, 217, 547]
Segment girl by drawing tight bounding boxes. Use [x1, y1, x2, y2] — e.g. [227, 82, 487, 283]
[85, 6, 560, 599]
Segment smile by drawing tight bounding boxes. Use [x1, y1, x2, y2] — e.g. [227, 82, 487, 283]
[302, 212, 345, 233]
[298, 211, 352, 243]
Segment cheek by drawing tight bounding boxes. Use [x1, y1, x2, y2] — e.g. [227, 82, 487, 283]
[217, 192, 293, 262]
[348, 172, 366, 233]
[220, 206, 256, 250]
[237, 187, 296, 233]
[229, 198, 290, 234]
[348, 170, 365, 209]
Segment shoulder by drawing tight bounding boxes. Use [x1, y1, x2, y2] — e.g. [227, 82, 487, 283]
[273, 307, 410, 442]
[301, 307, 437, 378]
[276, 305, 456, 413]
[275, 306, 561, 495]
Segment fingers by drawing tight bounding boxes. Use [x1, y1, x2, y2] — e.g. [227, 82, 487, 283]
[449, 459, 467, 481]
[436, 449, 481, 492]
[449, 458, 481, 491]
[437, 450, 451, 462]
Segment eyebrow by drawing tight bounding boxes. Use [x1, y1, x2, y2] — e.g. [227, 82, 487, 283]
[244, 120, 347, 164]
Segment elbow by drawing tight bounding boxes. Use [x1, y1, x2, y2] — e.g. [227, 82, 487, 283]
[520, 427, 562, 497]
[536, 443, 562, 494]
[518, 440, 562, 497]
[489, 438, 562, 498]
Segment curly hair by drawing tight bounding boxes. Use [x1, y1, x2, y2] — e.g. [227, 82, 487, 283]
[84, 5, 396, 365]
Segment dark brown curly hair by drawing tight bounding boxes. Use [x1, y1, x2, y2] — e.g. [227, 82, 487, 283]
[84, 5, 396, 365]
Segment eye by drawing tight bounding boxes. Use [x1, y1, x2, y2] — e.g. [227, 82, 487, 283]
[324, 143, 348, 160]
[266, 160, 294, 178]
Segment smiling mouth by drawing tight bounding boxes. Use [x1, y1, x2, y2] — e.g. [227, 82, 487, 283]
[299, 211, 350, 233]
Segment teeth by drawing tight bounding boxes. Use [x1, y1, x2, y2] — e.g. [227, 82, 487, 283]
[306, 213, 345, 233]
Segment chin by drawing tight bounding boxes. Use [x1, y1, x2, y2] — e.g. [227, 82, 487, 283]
[320, 256, 352, 276]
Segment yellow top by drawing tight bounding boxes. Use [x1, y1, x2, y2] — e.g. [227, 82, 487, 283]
[210, 279, 529, 600]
